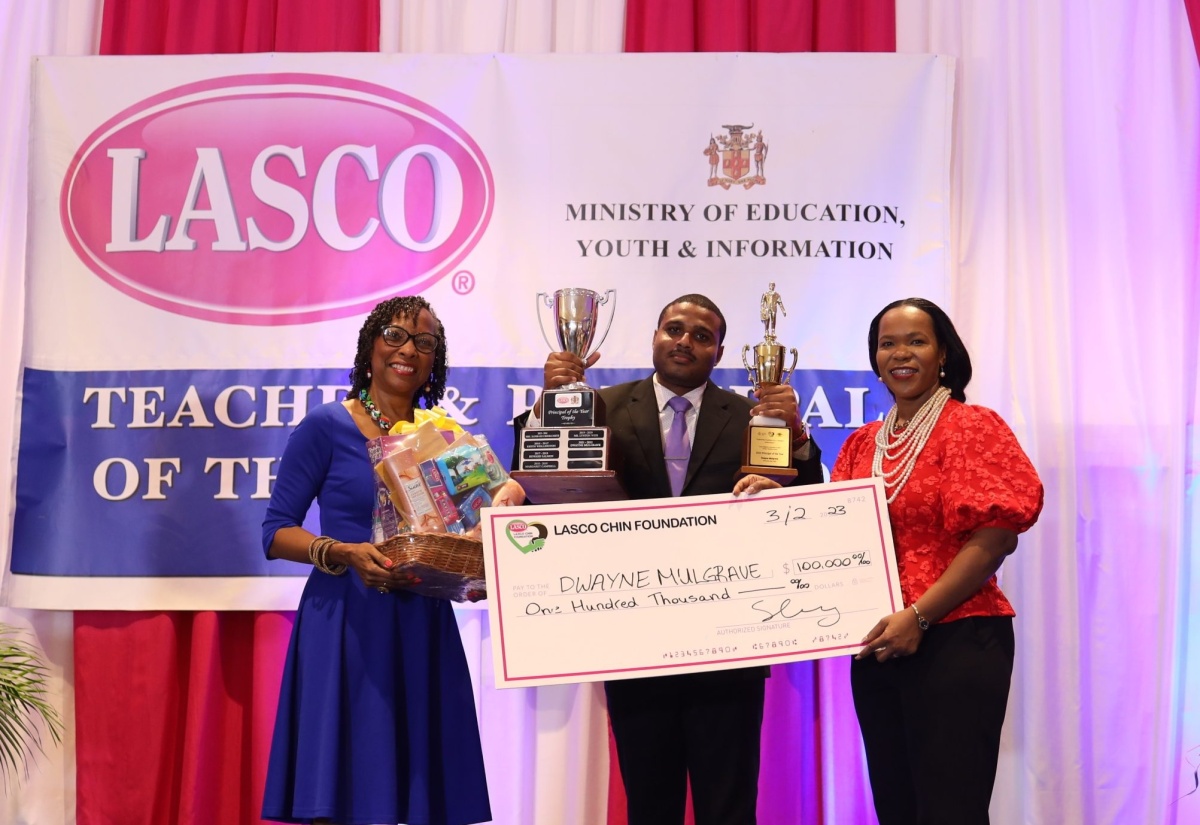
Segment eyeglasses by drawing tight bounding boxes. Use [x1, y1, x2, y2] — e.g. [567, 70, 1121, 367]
[380, 325, 441, 354]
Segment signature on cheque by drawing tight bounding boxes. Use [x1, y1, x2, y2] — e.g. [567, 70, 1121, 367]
[750, 597, 841, 627]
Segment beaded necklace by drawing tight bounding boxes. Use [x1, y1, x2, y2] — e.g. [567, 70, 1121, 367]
[358, 389, 393, 432]
[872, 385, 951, 504]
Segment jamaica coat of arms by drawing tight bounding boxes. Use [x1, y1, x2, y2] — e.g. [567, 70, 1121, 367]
[704, 124, 767, 189]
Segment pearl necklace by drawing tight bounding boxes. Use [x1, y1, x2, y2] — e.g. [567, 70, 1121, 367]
[358, 389, 393, 432]
[872, 385, 951, 504]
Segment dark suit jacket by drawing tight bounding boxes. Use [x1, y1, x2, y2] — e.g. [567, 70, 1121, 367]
[597, 376, 823, 498]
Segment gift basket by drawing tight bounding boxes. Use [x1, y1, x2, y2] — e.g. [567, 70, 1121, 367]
[368, 407, 508, 602]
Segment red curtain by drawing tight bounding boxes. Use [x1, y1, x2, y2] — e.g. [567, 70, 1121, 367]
[75, 612, 292, 825]
[624, 0, 894, 53]
[100, 0, 379, 54]
[76, 6, 377, 824]
[1187, 0, 1200, 65]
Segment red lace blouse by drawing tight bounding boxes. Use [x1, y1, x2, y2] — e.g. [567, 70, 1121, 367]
[831, 400, 1044, 623]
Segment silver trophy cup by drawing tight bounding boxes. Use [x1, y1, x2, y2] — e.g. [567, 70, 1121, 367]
[515, 287, 625, 500]
[536, 288, 616, 389]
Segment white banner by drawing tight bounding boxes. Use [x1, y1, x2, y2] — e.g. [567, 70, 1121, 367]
[11, 52, 952, 609]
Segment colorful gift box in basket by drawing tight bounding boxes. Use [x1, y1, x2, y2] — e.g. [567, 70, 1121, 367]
[367, 407, 508, 602]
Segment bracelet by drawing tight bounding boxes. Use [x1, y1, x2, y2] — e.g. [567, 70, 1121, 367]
[793, 419, 809, 445]
[308, 535, 330, 571]
[322, 539, 348, 576]
[307, 535, 348, 576]
[320, 541, 348, 576]
[912, 603, 930, 631]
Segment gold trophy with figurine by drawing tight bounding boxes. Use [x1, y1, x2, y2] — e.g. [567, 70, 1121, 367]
[740, 282, 799, 479]
[511, 287, 627, 503]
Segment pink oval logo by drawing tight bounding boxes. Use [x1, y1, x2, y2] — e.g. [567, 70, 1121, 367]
[61, 74, 494, 325]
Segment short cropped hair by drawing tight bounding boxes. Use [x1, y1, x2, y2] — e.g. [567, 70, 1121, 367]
[657, 293, 728, 344]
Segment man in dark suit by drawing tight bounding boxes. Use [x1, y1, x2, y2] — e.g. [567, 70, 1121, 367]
[514, 293, 823, 825]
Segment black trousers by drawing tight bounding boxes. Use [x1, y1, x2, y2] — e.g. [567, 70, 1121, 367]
[604, 671, 766, 825]
[851, 616, 1015, 825]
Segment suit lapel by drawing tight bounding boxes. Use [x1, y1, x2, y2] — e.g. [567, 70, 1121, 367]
[624, 377, 670, 493]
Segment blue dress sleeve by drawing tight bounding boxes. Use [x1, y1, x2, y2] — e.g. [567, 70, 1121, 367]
[262, 404, 334, 556]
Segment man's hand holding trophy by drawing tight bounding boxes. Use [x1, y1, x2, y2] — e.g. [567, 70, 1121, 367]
[740, 282, 807, 481]
[512, 287, 627, 503]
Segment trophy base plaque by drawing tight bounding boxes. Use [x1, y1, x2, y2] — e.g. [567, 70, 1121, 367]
[517, 427, 611, 471]
[739, 417, 798, 480]
[513, 427, 627, 503]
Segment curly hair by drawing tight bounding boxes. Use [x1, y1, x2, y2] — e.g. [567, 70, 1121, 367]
[867, 297, 972, 403]
[348, 296, 448, 410]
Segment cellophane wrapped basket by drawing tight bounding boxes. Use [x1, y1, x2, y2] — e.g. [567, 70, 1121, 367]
[376, 532, 486, 603]
[368, 407, 507, 602]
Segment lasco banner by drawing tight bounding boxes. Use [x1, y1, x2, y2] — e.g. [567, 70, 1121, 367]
[10, 52, 952, 609]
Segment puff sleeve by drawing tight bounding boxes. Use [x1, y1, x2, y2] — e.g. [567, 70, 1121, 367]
[939, 405, 1044, 540]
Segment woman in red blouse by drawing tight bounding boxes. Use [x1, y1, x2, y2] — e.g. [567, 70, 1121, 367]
[834, 298, 1043, 825]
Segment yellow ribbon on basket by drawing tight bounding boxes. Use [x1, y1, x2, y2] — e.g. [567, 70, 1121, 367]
[387, 406, 466, 439]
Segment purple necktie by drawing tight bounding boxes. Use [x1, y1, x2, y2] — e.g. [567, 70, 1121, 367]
[665, 395, 693, 497]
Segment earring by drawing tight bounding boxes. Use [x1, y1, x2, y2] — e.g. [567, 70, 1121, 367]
[366, 370, 372, 379]
[939, 367, 945, 378]
[877, 375, 883, 382]
[425, 381, 432, 392]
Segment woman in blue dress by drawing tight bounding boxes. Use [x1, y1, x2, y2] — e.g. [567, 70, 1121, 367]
[262, 295, 522, 825]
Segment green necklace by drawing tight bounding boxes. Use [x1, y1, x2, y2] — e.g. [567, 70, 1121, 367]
[358, 389, 393, 432]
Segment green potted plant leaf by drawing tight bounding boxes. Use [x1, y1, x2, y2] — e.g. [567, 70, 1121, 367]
[0, 626, 63, 781]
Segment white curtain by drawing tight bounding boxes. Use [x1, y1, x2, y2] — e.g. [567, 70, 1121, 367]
[380, 0, 627, 53]
[898, 2, 1200, 823]
[3, 2, 1199, 824]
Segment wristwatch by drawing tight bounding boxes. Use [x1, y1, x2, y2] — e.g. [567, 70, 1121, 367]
[912, 604, 930, 631]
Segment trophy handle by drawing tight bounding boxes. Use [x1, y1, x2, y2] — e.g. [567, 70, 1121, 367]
[588, 289, 618, 355]
[741, 344, 757, 385]
[535, 291, 558, 352]
[780, 347, 800, 384]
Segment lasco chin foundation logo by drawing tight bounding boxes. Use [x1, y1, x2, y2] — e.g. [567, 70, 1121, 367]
[505, 520, 548, 554]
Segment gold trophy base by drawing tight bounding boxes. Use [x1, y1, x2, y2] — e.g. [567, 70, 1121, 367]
[739, 421, 798, 481]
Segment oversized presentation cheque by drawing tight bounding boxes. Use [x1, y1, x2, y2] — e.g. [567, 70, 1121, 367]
[480, 477, 903, 688]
